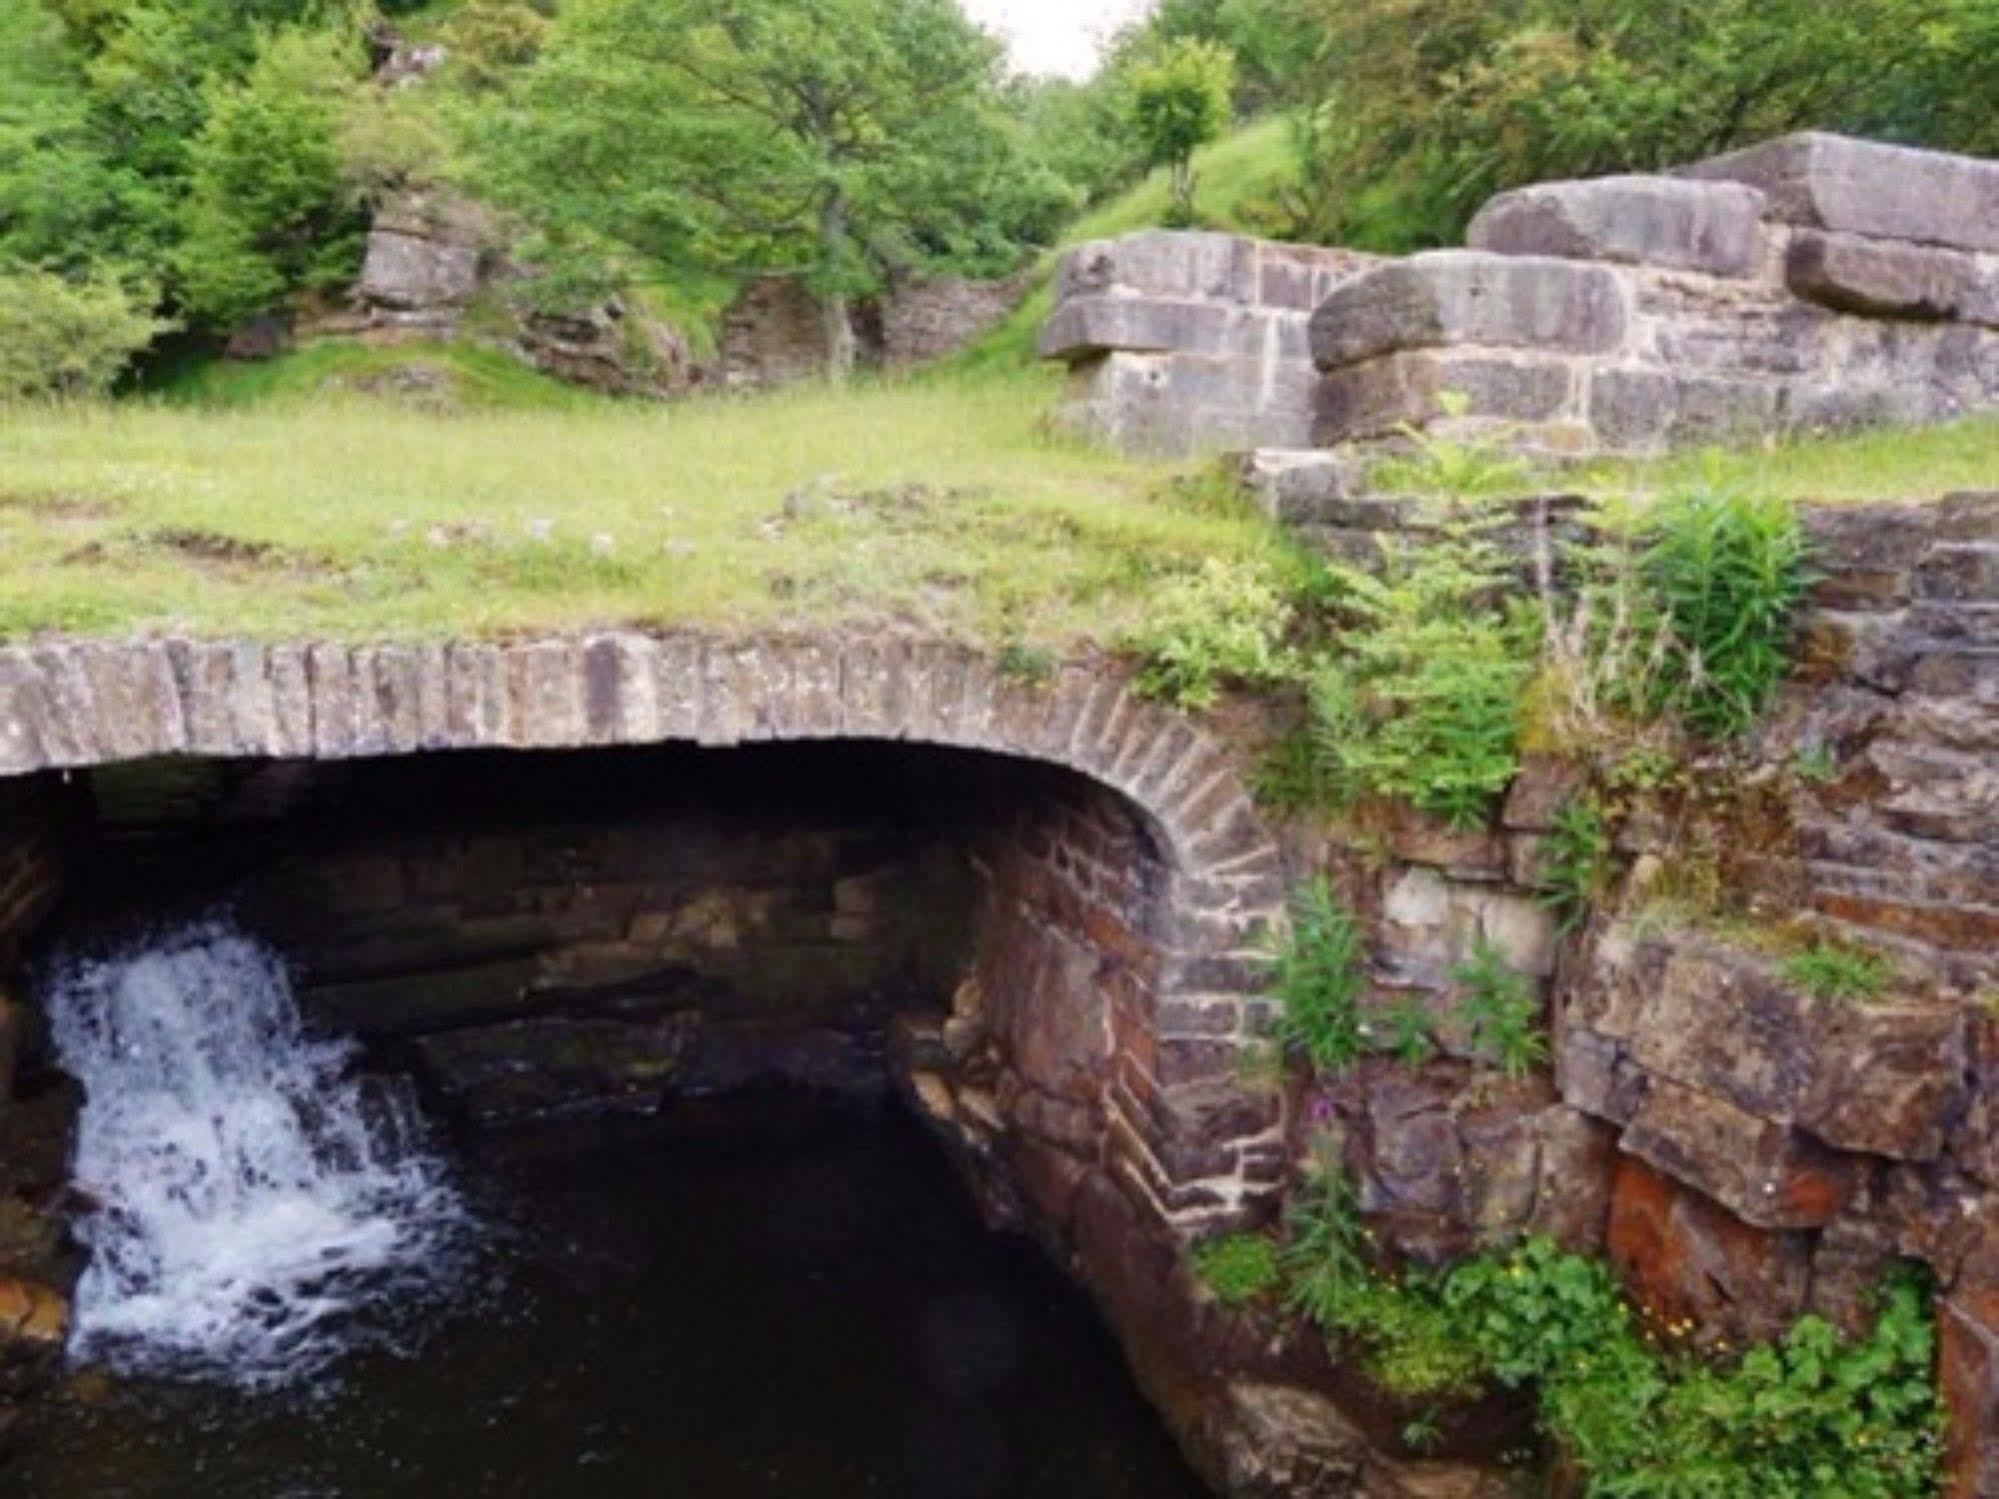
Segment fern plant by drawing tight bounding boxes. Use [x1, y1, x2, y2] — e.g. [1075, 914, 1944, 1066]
[1538, 794, 1613, 933]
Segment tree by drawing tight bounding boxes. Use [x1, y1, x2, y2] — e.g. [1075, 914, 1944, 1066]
[1129, 38, 1235, 227]
[174, 25, 366, 330]
[1282, 0, 1999, 252]
[466, 0, 1068, 379]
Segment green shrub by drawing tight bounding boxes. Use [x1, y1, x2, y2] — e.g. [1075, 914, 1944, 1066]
[1451, 936, 1547, 1079]
[0, 268, 163, 400]
[1269, 878, 1368, 1072]
[1282, 1174, 1490, 1398]
[1132, 555, 1295, 711]
[1129, 37, 1235, 225]
[1641, 487, 1807, 739]
[1783, 940, 1892, 1003]
[1277, 1177, 1945, 1496]
[1537, 794, 1613, 933]
[1192, 1232, 1283, 1306]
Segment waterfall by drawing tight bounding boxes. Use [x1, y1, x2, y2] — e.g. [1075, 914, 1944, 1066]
[45, 920, 469, 1389]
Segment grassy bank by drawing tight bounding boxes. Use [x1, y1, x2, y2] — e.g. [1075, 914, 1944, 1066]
[0, 374, 1279, 644]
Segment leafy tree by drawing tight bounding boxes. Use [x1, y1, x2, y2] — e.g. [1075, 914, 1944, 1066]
[1283, 0, 1999, 251]
[0, 1, 149, 281]
[1142, 0, 1312, 111]
[469, 0, 1069, 379]
[174, 24, 366, 330]
[0, 267, 164, 400]
[1129, 38, 1235, 227]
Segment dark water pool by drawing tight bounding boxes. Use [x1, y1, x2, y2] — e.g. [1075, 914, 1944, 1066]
[12, 1090, 1207, 1498]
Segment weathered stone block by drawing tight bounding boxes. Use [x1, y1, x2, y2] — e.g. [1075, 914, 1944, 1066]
[1786, 230, 1981, 319]
[1587, 366, 1785, 450]
[1683, 132, 1999, 254]
[1038, 295, 1269, 361]
[1605, 1153, 1811, 1348]
[1313, 349, 1579, 444]
[1056, 229, 1257, 303]
[1310, 251, 1630, 369]
[1469, 174, 1766, 278]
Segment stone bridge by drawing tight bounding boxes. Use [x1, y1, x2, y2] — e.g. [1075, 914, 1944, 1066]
[0, 631, 1288, 1234]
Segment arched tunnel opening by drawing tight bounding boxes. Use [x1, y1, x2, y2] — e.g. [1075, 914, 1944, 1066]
[0, 739, 1225, 1496]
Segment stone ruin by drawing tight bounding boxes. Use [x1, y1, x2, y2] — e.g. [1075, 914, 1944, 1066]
[1044, 132, 1999, 459]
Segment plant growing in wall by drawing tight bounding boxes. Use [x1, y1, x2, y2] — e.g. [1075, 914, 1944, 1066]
[1131, 555, 1295, 711]
[1302, 491, 1538, 829]
[1640, 486, 1808, 739]
[1537, 794, 1613, 933]
[1269, 877, 1368, 1072]
[1451, 936, 1546, 1079]
[1271, 1170, 1946, 1495]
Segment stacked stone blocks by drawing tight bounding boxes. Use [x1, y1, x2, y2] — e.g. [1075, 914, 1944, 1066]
[1040, 229, 1381, 454]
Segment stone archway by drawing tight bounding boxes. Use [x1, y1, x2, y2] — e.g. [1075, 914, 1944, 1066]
[0, 631, 1287, 1233]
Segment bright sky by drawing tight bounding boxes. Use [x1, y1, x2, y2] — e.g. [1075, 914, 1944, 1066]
[960, 0, 1153, 79]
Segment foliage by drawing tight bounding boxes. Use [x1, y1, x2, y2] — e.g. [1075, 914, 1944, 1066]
[173, 25, 367, 330]
[1641, 487, 1808, 740]
[1268, 879, 1369, 1073]
[0, 267, 164, 400]
[1450, 937, 1547, 1079]
[1283, 1173, 1487, 1397]
[1192, 1232, 1283, 1306]
[1538, 795, 1613, 933]
[1783, 941, 1893, 1004]
[1302, 492, 1537, 829]
[1279, 0, 1999, 251]
[1131, 556, 1294, 710]
[1136, 0, 1316, 112]
[1277, 1173, 1945, 1495]
[1128, 38, 1236, 226]
[464, 0, 1069, 377]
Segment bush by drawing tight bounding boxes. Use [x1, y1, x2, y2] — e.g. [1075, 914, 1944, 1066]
[174, 26, 366, 330]
[1642, 487, 1807, 739]
[1269, 878, 1368, 1072]
[1276, 1178, 1946, 1496]
[1192, 1232, 1283, 1306]
[0, 269, 163, 400]
[1132, 556, 1294, 711]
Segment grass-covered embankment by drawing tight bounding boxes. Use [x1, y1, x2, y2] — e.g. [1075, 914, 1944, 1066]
[0, 374, 1280, 644]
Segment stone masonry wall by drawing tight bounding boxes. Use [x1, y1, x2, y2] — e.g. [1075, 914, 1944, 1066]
[1312, 134, 1999, 455]
[1041, 230, 1381, 455]
[61, 748, 979, 1125]
[1247, 487, 1999, 1493]
[1045, 133, 1998, 460]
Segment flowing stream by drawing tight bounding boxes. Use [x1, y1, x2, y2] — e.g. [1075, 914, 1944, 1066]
[44, 921, 469, 1389]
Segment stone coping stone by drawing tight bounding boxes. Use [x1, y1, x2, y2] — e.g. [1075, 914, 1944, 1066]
[1786, 229, 1996, 324]
[1682, 131, 1999, 254]
[1038, 294, 1285, 363]
[1053, 229, 1376, 312]
[1467, 174, 1767, 279]
[1310, 251, 1630, 370]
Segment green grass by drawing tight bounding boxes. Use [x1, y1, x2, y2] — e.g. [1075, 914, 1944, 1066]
[1579, 416, 1999, 503]
[143, 338, 607, 412]
[945, 117, 1300, 376]
[0, 373, 1286, 644]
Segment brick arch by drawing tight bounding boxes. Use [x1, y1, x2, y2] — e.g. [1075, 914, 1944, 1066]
[0, 632, 1287, 1230]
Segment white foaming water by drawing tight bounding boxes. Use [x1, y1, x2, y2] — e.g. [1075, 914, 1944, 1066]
[46, 921, 468, 1389]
